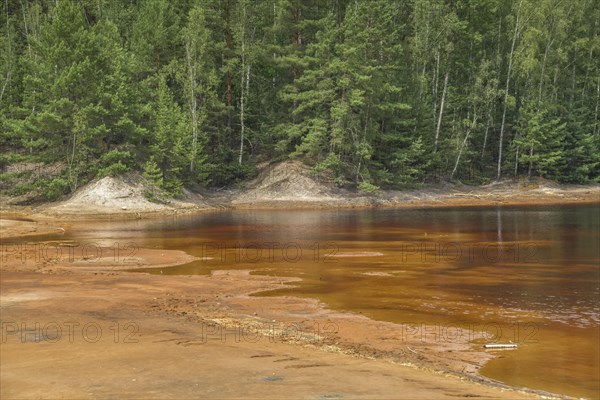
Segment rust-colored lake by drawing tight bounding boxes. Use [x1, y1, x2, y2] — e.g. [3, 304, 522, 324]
[62, 205, 599, 398]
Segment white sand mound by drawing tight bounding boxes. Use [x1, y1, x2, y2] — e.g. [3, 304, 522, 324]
[49, 175, 165, 214]
[71, 176, 159, 207]
[233, 161, 336, 203]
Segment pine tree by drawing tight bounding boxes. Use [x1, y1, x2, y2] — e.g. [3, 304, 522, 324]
[149, 74, 186, 194]
[17, 1, 97, 191]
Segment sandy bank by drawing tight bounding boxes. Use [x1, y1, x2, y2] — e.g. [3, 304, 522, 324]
[0, 218, 557, 399]
[2, 162, 598, 220]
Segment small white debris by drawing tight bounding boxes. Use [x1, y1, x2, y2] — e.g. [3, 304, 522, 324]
[484, 344, 518, 349]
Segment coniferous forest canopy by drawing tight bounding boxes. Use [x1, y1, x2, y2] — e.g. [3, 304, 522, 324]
[1, 0, 599, 200]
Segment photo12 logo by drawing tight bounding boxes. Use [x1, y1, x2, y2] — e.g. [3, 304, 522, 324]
[1, 321, 140, 344]
[397, 241, 539, 264]
[399, 322, 539, 344]
[1, 241, 139, 264]
[199, 241, 339, 263]
[198, 321, 339, 344]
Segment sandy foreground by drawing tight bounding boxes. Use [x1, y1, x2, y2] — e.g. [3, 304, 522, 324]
[0, 217, 560, 400]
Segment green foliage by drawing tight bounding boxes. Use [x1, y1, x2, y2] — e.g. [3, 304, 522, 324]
[45, 178, 70, 201]
[143, 158, 163, 185]
[162, 175, 183, 196]
[98, 150, 133, 177]
[358, 181, 380, 194]
[142, 158, 165, 202]
[389, 137, 431, 186]
[514, 102, 567, 180]
[1, 0, 598, 198]
[314, 153, 346, 186]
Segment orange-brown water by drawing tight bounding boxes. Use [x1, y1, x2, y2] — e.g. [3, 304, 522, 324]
[57, 205, 599, 398]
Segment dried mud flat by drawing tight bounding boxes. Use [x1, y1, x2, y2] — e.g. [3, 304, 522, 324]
[0, 220, 559, 399]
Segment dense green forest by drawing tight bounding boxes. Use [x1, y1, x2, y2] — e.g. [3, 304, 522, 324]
[1, 0, 599, 200]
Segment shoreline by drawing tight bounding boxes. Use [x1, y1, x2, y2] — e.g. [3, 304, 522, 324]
[0, 217, 570, 399]
[2, 182, 599, 221]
